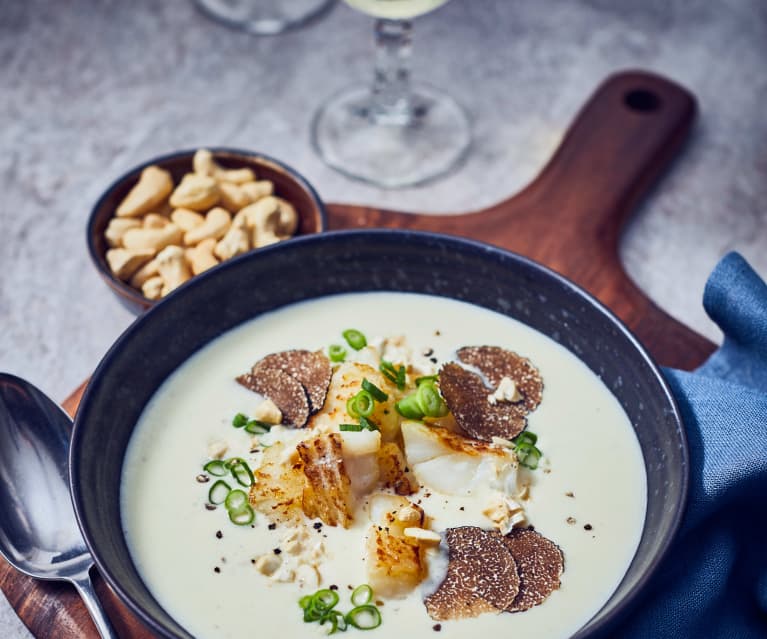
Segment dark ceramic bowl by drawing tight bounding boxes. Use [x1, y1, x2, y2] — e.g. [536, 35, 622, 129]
[86, 147, 327, 313]
[70, 230, 688, 639]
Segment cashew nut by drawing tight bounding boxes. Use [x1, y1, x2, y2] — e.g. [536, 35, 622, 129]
[213, 214, 249, 261]
[141, 275, 164, 300]
[274, 197, 298, 237]
[193, 148, 256, 183]
[169, 173, 220, 211]
[240, 180, 274, 202]
[106, 248, 155, 280]
[122, 223, 183, 253]
[105, 218, 141, 248]
[116, 166, 174, 218]
[129, 258, 159, 288]
[192, 149, 216, 176]
[183, 207, 231, 246]
[156, 245, 192, 295]
[143, 213, 169, 229]
[240, 197, 281, 248]
[170, 208, 205, 232]
[185, 238, 219, 275]
[252, 399, 282, 425]
[218, 181, 250, 212]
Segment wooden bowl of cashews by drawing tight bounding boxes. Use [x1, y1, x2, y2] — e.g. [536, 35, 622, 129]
[87, 148, 327, 312]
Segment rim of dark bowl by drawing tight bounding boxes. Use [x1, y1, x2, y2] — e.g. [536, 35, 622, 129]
[71, 229, 689, 639]
[85, 146, 328, 310]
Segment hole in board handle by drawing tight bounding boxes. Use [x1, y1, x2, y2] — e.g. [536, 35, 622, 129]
[624, 89, 661, 112]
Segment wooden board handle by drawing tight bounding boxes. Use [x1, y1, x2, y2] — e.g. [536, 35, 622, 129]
[327, 71, 714, 370]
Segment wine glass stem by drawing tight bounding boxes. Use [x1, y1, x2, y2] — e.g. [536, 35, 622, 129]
[371, 19, 413, 124]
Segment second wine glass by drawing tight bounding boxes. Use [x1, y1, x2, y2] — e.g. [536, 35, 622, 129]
[312, 0, 471, 188]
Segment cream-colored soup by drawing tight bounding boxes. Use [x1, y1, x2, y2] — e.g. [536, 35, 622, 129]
[122, 292, 646, 639]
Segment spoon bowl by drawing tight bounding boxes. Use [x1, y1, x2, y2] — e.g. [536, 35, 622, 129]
[0, 373, 117, 638]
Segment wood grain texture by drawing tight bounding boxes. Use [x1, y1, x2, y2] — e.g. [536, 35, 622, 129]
[0, 70, 715, 638]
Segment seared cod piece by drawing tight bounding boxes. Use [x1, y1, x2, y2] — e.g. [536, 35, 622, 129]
[309, 362, 400, 442]
[401, 421, 517, 496]
[298, 432, 354, 527]
[249, 441, 306, 525]
[366, 493, 428, 598]
[377, 442, 418, 495]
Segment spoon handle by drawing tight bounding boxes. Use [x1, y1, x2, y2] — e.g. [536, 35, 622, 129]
[71, 570, 119, 639]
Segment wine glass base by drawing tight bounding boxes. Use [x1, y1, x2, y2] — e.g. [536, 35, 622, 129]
[194, 0, 335, 36]
[312, 84, 471, 188]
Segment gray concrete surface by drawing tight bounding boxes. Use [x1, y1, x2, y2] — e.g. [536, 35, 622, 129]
[1, 0, 765, 636]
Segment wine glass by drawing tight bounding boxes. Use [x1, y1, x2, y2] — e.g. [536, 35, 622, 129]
[312, 0, 471, 188]
[194, 0, 335, 36]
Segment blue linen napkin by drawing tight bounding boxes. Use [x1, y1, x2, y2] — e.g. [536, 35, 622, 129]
[618, 252, 767, 638]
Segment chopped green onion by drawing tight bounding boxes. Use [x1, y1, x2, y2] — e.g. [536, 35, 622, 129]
[340, 423, 363, 432]
[380, 360, 406, 390]
[225, 488, 248, 512]
[203, 459, 228, 476]
[351, 584, 373, 606]
[515, 431, 538, 447]
[361, 378, 388, 402]
[395, 394, 424, 420]
[416, 382, 448, 417]
[228, 458, 254, 487]
[232, 412, 249, 428]
[321, 610, 347, 634]
[328, 344, 347, 363]
[244, 419, 271, 435]
[511, 431, 542, 470]
[415, 375, 439, 386]
[299, 595, 312, 609]
[359, 416, 379, 431]
[208, 479, 231, 505]
[342, 329, 367, 351]
[228, 504, 255, 525]
[345, 605, 382, 630]
[350, 390, 375, 418]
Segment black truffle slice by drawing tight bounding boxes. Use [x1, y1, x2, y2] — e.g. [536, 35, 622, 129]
[439, 362, 528, 441]
[237, 368, 310, 427]
[502, 527, 564, 612]
[253, 350, 331, 414]
[456, 346, 543, 412]
[424, 526, 520, 621]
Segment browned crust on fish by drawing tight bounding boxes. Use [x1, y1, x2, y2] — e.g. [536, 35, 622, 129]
[377, 442, 418, 495]
[248, 442, 306, 526]
[456, 346, 543, 412]
[237, 368, 310, 427]
[297, 433, 354, 527]
[502, 527, 564, 612]
[439, 362, 528, 441]
[254, 350, 332, 414]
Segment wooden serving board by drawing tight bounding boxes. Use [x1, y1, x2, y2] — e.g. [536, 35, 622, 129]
[1, 70, 715, 638]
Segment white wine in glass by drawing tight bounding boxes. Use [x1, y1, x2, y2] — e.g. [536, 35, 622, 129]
[312, 0, 471, 188]
[194, 0, 335, 36]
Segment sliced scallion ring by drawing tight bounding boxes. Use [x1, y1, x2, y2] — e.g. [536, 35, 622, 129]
[228, 504, 255, 526]
[232, 412, 248, 428]
[244, 419, 272, 434]
[351, 584, 373, 606]
[359, 416, 379, 431]
[345, 604, 382, 630]
[415, 375, 439, 386]
[320, 609, 346, 635]
[328, 344, 347, 363]
[225, 488, 248, 512]
[203, 459, 228, 477]
[395, 394, 424, 420]
[350, 390, 375, 418]
[342, 329, 367, 351]
[228, 458, 254, 487]
[416, 382, 448, 418]
[361, 378, 388, 402]
[339, 423, 363, 432]
[208, 479, 231, 505]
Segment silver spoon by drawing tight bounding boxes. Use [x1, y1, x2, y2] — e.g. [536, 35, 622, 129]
[0, 373, 117, 639]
